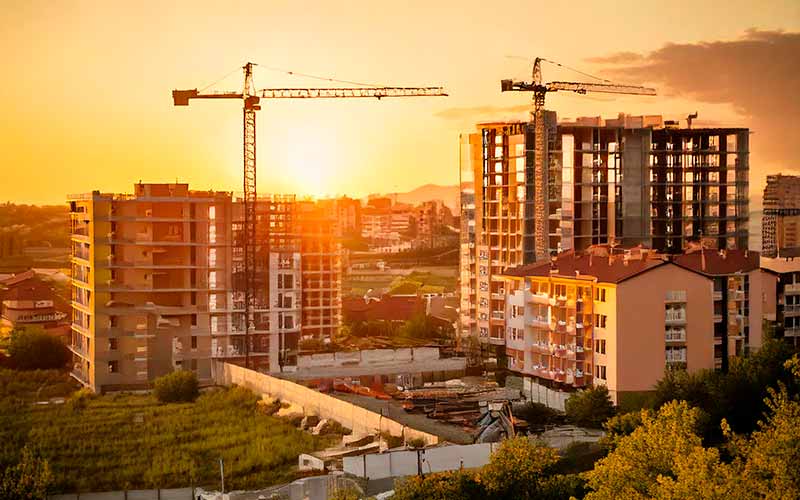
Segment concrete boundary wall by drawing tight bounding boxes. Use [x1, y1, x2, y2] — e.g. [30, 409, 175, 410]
[344, 443, 499, 479]
[213, 362, 439, 445]
[50, 488, 194, 500]
[296, 347, 440, 369]
[522, 376, 571, 412]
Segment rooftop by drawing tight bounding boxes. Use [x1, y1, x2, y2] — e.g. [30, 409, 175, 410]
[503, 247, 667, 284]
[672, 249, 760, 276]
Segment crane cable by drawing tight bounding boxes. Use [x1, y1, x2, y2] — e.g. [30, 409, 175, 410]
[539, 58, 611, 83]
[197, 66, 245, 93]
[255, 64, 386, 88]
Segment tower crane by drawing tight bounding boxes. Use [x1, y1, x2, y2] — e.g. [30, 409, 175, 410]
[172, 63, 446, 369]
[501, 57, 656, 261]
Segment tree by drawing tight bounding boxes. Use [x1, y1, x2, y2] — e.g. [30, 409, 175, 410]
[0, 446, 52, 499]
[584, 401, 746, 500]
[153, 370, 199, 403]
[478, 436, 560, 500]
[565, 385, 615, 428]
[7, 326, 70, 370]
[393, 469, 484, 500]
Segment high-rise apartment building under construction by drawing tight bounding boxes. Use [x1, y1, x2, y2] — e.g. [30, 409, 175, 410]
[459, 114, 750, 341]
[68, 183, 341, 392]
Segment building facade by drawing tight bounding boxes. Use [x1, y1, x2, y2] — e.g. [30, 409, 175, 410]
[68, 183, 341, 392]
[501, 248, 715, 403]
[762, 174, 800, 258]
[459, 114, 750, 340]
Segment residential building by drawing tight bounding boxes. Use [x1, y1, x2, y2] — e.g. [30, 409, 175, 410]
[0, 270, 69, 337]
[501, 246, 714, 404]
[67, 183, 342, 392]
[760, 257, 800, 347]
[459, 114, 750, 341]
[500, 246, 774, 404]
[762, 174, 800, 258]
[672, 247, 770, 370]
[317, 196, 362, 237]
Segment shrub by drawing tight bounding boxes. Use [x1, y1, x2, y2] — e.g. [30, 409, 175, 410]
[0, 446, 52, 499]
[406, 437, 426, 449]
[67, 387, 95, 412]
[152, 370, 199, 403]
[565, 386, 615, 428]
[515, 401, 561, 428]
[7, 327, 70, 370]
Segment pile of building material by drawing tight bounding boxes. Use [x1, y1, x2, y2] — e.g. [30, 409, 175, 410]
[398, 380, 521, 431]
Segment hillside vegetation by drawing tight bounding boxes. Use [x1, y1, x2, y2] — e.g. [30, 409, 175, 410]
[0, 369, 334, 492]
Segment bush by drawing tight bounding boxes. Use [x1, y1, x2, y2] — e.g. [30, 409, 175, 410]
[7, 327, 70, 370]
[406, 437, 426, 449]
[67, 387, 95, 412]
[152, 370, 199, 403]
[515, 401, 561, 428]
[565, 386, 615, 428]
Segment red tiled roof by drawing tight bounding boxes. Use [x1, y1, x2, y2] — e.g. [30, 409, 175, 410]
[672, 249, 760, 276]
[342, 295, 424, 322]
[0, 269, 35, 287]
[502, 251, 667, 284]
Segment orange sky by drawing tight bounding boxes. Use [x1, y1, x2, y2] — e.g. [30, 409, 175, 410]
[1, 0, 798, 204]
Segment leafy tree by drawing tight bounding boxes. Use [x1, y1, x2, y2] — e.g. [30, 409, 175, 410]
[7, 326, 69, 370]
[565, 385, 615, 428]
[732, 381, 800, 498]
[0, 446, 52, 499]
[152, 370, 199, 403]
[393, 469, 483, 500]
[478, 436, 560, 500]
[601, 411, 643, 449]
[584, 401, 709, 499]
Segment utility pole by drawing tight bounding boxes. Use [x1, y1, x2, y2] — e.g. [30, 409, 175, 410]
[219, 458, 225, 494]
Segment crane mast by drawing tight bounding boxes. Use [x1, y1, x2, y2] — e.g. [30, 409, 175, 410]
[501, 57, 656, 261]
[173, 63, 446, 370]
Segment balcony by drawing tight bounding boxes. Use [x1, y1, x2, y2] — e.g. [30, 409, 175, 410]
[527, 316, 549, 329]
[665, 311, 686, 325]
[785, 284, 800, 294]
[665, 291, 687, 303]
[530, 292, 550, 305]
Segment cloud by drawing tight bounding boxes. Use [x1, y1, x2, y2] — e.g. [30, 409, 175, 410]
[587, 29, 800, 169]
[434, 104, 532, 120]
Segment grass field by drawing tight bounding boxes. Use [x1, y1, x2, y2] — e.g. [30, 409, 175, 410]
[0, 369, 335, 493]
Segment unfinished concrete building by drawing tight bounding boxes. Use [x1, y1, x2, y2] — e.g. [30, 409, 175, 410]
[68, 183, 342, 392]
[459, 114, 750, 340]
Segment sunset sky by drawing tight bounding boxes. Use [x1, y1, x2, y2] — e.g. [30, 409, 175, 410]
[1, 0, 798, 205]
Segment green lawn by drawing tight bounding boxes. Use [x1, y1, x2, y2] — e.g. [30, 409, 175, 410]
[0, 369, 334, 492]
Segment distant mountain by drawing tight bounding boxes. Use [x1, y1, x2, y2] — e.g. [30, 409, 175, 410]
[369, 184, 459, 212]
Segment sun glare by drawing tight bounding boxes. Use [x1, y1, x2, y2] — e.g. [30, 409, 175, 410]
[284, 132, 338, 198]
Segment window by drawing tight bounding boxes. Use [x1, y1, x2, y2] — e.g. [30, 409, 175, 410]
[108, 338, 118, 350]
[191, 314, 197, 327]
[278, 274, 294, 289]
[191, 336, 197, 350]
[110, 316, 119, 328]
[595, 288, 607, 302]
[594, 314, 607, 328]
[595, 364, 607, 380]
[595, 339, 606, 354]
[108, 360, 119, 373]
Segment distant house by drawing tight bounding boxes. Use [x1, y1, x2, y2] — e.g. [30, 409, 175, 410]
[0, 270, 69, 339]
[342, 295, 425, 324]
